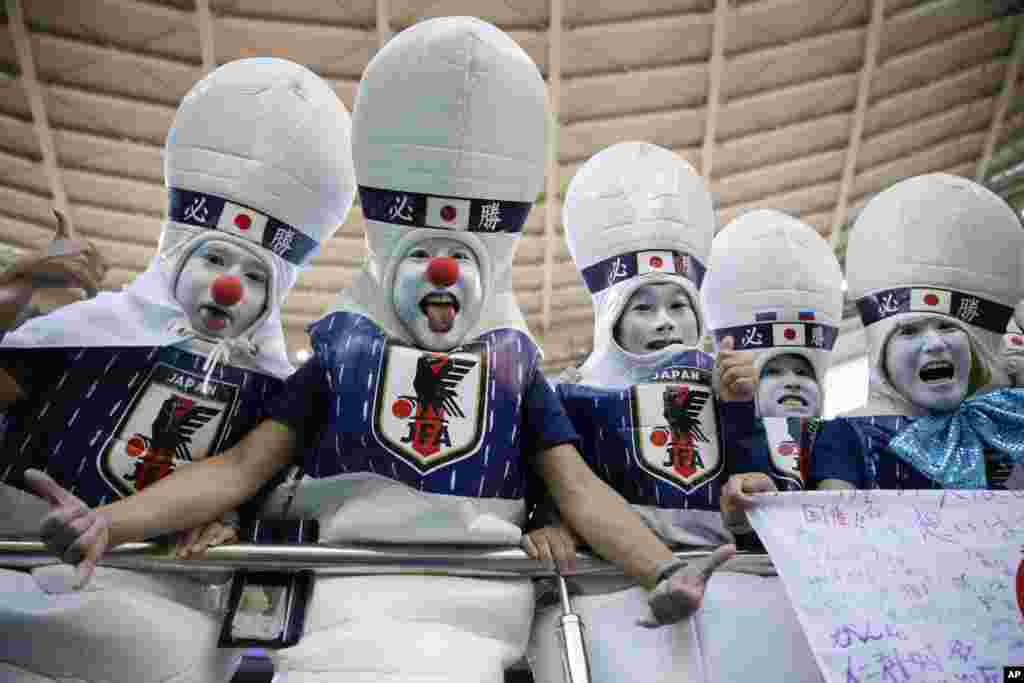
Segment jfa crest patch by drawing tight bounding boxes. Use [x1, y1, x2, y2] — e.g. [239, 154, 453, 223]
[99, 363, 237, 497]
[372, 341, 489, 474]
[629, 365, 721, 493]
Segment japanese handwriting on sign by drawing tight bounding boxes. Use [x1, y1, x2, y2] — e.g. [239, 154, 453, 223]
[388, 194, 414, 222]
[607, 257, 628, 286]
[956, 297, 981, 324]
[184, 197, 210, 224]
[478, 201, 502, 231]
[741, 326, 765, 347]
[877, 292, 901, 316]
[269, 227, 295, 257]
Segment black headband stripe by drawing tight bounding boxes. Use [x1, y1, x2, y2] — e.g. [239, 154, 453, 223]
[713, 322, 839, 351]
[358, 186, 532, 234]
[580, 250, 706, 294]
[168, 188, 317, 266]
[856, 287, 1012, 334]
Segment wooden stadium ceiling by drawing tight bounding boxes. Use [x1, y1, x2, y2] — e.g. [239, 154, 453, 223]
[1, 0, 1023, 374]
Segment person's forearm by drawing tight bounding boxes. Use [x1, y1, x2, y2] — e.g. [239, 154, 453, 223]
[101, 421, 293, 546]
[538, 444, 674, 589]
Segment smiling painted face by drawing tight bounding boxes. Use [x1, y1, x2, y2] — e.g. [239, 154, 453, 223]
[885, 316, 972, 414]
[613, 281, 700, 355]
[757, 353, 821, 417]
[393, 237, 483, 351]
[174, 239, 270, 340]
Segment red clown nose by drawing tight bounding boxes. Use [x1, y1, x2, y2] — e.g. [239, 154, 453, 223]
[426, 257, 459, 287]
[211, 274, 244, 306]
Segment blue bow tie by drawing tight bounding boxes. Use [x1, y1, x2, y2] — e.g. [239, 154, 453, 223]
[888, 389, 1024, 489]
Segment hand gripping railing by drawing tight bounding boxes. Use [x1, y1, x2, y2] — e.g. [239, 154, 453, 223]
[0, 540, 769, 683]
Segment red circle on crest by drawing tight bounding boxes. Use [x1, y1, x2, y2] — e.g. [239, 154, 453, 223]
[924, 293, 939, 306]
[784, 328, 797, 340]
[441, 205, 457, 222]
[392, 399, 413, 419]
[650, 429, 669, 447]
[1013, 336, 1023, 346]
[126, 437, 146, 457]
[234, 214, 252, 231]
[649, 256, 664, 269]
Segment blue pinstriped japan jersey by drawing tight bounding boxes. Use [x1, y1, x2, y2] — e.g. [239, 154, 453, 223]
[556, 350, 755, 512]
[0, 345, 283, 507]
[268, 312, 576, 500]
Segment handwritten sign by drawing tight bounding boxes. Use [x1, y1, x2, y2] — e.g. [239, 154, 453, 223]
[747, 490, 1024, 683]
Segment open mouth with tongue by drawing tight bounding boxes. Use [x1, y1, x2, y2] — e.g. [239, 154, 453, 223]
[918, 361, 955, 383]
[777, 393, 809, 409]
[646, 338, 684, 351]
[198, 303, 233, 332]
[420, 292, 460, 333]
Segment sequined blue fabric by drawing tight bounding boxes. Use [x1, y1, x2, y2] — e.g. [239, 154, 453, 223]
[888, 388, 1024, 488]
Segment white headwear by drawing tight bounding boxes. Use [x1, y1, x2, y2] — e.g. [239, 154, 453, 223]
[4, 58, 356, 381]
[846, 173, 1024, 416]
[326, 17, 547, 344]
[561, 142, 716, 388]
[701, 209, 844, 408]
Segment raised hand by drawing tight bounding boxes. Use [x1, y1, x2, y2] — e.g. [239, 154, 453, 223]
[716, 336, 757, 402]
[637, 543, 736, 628]
[24, 468, 111, 589]
[720, 472, 777, 535]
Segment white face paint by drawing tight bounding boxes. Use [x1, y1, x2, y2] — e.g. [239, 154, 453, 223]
[757, 353, 821, 418]
[393, 237, 482, 351]
[174, 239, 270, 339]
[613, 282, 700, 355]
[884, 316, 972, 414]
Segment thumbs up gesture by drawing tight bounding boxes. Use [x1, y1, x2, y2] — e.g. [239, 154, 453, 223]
[0, 210, 109, 298]
[24, 468, 111, 590]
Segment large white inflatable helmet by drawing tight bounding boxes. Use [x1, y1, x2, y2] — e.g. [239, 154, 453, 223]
[335, 16, 547, 343]
[846, 173, 1024, 416]
[161, 57, 355, 310]
[562, 142, 716, 388]
[701, 209, 844, 409]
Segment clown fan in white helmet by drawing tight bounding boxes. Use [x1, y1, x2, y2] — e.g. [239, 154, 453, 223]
[525, 141, 751, 683]
[1, 57, 355, 683]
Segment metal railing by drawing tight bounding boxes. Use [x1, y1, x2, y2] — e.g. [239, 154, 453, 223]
[0, 540, 770, 683]
[0, 539, 750, 577]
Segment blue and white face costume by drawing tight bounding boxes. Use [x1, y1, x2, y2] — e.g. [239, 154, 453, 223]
[811, 173, 1024, 492]
[0, 57, 355, 683]
[250, 19, 570, 683]
[701, 209, 844, 491]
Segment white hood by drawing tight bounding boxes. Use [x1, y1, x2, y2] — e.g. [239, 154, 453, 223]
[701, 209, 844, 412]
[560, 142, 716, 388]
[4, 58, 356, 380]
[845, 173, 1024, 416]
[326, 17, 547, 345]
